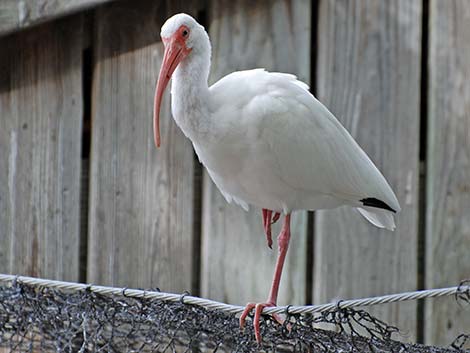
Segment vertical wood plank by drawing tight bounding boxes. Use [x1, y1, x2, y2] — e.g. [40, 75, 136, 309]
[0, 17, 83, 281]
[314, 0, 422, 341]
[426, 0, 470, 345]
[88, 0, 202, 291]
[201, 0, 311, 306]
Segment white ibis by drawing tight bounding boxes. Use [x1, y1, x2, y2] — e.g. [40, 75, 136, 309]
[154, 13, 400, 343]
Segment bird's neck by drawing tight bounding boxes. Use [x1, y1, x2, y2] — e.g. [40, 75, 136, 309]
[170, 50, 211, 141]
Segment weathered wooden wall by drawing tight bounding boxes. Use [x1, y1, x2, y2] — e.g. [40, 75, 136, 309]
[0, 17, 84, 282]
[0, 0, 469, 347]
[88, 0, 204, 292]
[426, 0, 470, 345]
[0, 0, 113, 35]
[314, 0, 422, 341]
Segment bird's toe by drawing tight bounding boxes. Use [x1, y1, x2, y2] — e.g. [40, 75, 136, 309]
[240, 301, 280, 344]
[239, 303, 256, 330]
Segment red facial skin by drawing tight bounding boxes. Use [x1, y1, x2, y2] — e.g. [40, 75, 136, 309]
[153, 25, 192, 147]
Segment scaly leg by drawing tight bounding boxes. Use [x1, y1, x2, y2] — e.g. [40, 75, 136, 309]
[240, 214, 292, 343]
[262, 209, 273, 248]
[261, 209, 281, 249]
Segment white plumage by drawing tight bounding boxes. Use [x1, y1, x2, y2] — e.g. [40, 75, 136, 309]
[153, 13, 401, 343]
[155, 14, 400, 231]
[206, 69, 399, 228]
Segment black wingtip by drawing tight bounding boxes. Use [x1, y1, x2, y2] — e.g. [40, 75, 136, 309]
[360, 198, 397, 213]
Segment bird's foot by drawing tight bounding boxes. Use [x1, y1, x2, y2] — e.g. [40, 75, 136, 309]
[239, 301, 284, 343]
[262, 210, 281, 249]
[262, 209, 273, 248]
[271, 212, 281, 224]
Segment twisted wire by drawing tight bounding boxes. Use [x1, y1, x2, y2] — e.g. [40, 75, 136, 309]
[0, 273, 467, 316]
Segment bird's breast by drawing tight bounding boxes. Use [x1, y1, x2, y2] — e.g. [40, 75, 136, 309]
[193, 135, 298, 212]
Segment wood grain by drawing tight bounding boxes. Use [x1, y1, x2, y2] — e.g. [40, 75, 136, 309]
[425, 0, 470, 345]
[87, 0, 203, 291]
[0, 17, 83, 280]
[314, 0, 422, 341]
[201, 0, 311, 306]
[0, 0, 115, 36]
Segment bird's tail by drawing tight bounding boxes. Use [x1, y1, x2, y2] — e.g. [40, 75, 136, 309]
[356, 206, 396, 231]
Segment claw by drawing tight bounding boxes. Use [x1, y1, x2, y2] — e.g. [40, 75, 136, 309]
[253, 303, 268, 343]
[240, 302, 282, 343]
[239, 302, 256, 329]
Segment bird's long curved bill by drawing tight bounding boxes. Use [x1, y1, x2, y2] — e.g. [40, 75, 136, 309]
[153, 40, 185, 148]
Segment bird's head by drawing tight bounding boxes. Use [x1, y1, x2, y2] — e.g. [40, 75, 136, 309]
[153, 13, 209, 148]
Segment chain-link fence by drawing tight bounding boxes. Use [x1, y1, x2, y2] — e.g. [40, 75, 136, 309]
[0, 277, 469, 352]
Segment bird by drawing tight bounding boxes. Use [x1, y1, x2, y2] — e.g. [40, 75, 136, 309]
[153, 13, 400, 343]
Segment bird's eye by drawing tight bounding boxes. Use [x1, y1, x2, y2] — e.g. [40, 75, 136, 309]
[182, 29, 189, 37]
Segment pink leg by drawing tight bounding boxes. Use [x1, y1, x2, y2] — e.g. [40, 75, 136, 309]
[266, 213, 291, 305]
[262, 209, 273, 248]
[262, 209, 268, 229]
[240, 214, 292, 343]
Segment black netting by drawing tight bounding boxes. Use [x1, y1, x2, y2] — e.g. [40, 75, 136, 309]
[0, 280, 469, 352]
